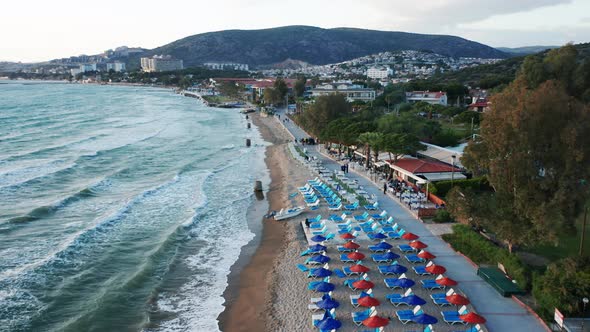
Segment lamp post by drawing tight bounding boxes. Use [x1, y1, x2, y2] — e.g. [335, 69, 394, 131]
[451, 155, 457, 186]
[582, 297, 589, 332]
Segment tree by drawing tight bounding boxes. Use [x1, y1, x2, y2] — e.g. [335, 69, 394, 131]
[297, 94, 351, 137]
[274, 78, 288, 103]
[263, 87, 279, 105]
[382, 133, 424, 162]
[358, 132, 383, 168]
[294, 76, 307, 97]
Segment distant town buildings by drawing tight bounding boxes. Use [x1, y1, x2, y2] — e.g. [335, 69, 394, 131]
[203, 62, 249, 71]
[311, 82, 376, 102]
[106, 62, 126, 72]
[70, 63, 97, 76]
[366, 66, 392, 80]
[141, 55, 184, 72]
[406, 91, 448, 106]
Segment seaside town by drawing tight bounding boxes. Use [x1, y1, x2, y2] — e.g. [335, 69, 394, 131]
[2, 3, 590, 331]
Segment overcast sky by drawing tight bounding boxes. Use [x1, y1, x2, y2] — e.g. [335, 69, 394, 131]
[2, 0, 590, 62]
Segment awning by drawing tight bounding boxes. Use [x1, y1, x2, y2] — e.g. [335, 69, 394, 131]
[419, 172, 466, 181]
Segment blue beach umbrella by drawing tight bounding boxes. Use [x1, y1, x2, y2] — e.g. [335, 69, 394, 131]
[376, 241, 393, 250]
[382, 251, 400, 260]
[382, 264, 408, 274]
[309, 244, 327, 251]
[317, 317, 342, 330]
[392, 278, 415, 289]
[401, 294, 427, 306]
[311, 235, 327, 242]
[312, 281, 336, 293]
[310, 268, 333, 278]
[316, 297, 340, 310]
[412, 313, 438, 325]
[309, 255, 331, 264]
[372, 233, 387, 239]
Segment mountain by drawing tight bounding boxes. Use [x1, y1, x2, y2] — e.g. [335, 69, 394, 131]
[497, 45, 559, 56]
[144, 26, 508, 68]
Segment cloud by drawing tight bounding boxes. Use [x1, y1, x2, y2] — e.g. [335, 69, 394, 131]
[454, 25, 590, 47]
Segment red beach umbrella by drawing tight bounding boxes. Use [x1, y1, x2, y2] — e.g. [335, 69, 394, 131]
[358, 296, 381, 307]
[436, 276, 458, 287]
[446, 294, 470, 306]
[402, 232, 419, 240]
[362, 315, 389, 328]
[343, 241, 360, 249]
[352, 280, 375, 290]
[350, 264, 370, 273]
[341, 232, 356, 240]
[426, 264, 446, 275]
[347, 252, 366, 261]
[460, 312, 487, 324]
[409, 240, 428, 249]
[417, 250, 436, 260]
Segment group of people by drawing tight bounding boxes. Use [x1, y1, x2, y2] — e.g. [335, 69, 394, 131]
[299, 137, 316, 145]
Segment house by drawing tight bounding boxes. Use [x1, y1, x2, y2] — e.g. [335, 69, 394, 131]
[310, 83, 375, 102]
[468, 98, 491, 112]
[386, 157, 465, 183]
[405, 91, 448, 106]
[367, 66, 393, 80]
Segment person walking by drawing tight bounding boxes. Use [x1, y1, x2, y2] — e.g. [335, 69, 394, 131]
[383, 182, 387, 194]
[305, 218, 310, 228]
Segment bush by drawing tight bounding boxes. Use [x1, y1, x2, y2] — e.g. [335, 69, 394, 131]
[433, 209, 454, 223]
[443, 224, 530, 290]
[432, 129, 460, 147]
[431, 177, 490, 198]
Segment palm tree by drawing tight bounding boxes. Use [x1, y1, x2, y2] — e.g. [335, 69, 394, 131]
[358, 132, 384, 169]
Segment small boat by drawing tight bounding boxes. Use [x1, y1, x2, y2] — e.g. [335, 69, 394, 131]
[274, 206, 305, 221]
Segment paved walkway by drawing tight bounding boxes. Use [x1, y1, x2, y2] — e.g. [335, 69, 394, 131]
[274, 109, 547, 332]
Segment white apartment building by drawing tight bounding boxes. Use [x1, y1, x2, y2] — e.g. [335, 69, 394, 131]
[311, 83, 376, 102]
[367, 66, 392, 80]
[106, 62, 126, 72]
[141, 55, 184, 72]
[203, 62, 249, 71]
[405, 91, 448, 106]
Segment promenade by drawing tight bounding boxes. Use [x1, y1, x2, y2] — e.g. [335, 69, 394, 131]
[275, 108, 547, 332]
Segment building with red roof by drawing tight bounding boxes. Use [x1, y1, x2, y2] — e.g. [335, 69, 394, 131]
[406, 91, 448, 106]
[386, 157, 465, 183]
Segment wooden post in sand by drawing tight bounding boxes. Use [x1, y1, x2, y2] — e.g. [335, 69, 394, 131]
[246, 139, 251, 147]
[254, 181, 263, 192]
[247, 123, 251, 129]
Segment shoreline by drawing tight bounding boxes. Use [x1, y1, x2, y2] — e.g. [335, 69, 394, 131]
[217, 112, 295, 331]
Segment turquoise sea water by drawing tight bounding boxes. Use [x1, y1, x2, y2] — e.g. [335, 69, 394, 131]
[0, 81, 268, 331]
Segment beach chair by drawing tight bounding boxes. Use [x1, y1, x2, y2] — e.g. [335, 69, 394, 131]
[354, 211, 369, 222]
[298, 183, 312, 192]
[368, 243, 390, 253]
[442, 305, 469, 325]
[329, 213, 347, 222]
[343, 264, 365, 276]
[307, 277, 331, 291]
[344, 273, 369, 289]
[312, 226, 327, 236]
[333, 268, 346, 278]
[371, 210, 388, 221]
[372, 251, 396, 263]
[337, 245, 353, 253]
[300, 248, 323, 256]
[310, 215, 322, 223]
[344, 201, 359, 211]
[384, 274, 411, 289]
[297, 264, 309, 272]
[390, 294, 423, 307]
[413, 261, 434, 276]
[378, 261, 407, 275]
[386, 288, 413, 305]
[328, 202, 342, 211]
[388, 228, 406, 239]
[381, 222, 399, 233]
[312, 308, 336, 327]
[381, 216, 394, 225]
[350, 289, 373, 307]
[352, 307, 376, 326]
[398, 243, 416, 253]
[431, 288, 455, 306]
[405, 253, 425, 264]
[421, 277, 446, 290]
[309, 221, 325, 230]
[308, 177, 321, 185]
[324, 233, 335, 241]
[396, 305, 423, 324]
[340, 254, 357, 263]
[367, 231, 387, 241]
[306, 199, 320, 207]
[337, 220, 352, 229]
[364, 201, 379, 210]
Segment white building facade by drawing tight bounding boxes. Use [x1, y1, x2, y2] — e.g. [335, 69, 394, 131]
[106, 62, 126, 72]
[367, 66, 392, 80]
[141, 55, 183, 72]
[310, 83, 375, 102]
[405, 91, 448, 106]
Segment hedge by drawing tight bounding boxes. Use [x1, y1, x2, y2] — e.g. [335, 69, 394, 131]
[442, 224, 530, 290]
[430, 177, 490, 198]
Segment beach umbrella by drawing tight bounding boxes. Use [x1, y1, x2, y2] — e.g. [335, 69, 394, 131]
[347, 252, 366, 261]
[376, 241, 393, 250]
[381, 264, 407, 274]
[311, 235, 327, 242]
[417, 250, 436, 260]
[317, 317, 342, 330]
[350, 264, 370, 273]
[401, 294, 426, 306]
[402, 232, 419, 240]
[310, 268, 333, 278]
[409, 240, 428, 249]
[371, 232, 387, 240]
[352, 279, 375, 290]
[358, 296, 381, 307]
[343, 241, 360, 249]
[316, 297, 340, 310]
[381, 251, 400, 260]
[426, 264, 446, 275]
[340, 232, 356, 239]
[412, 313, 438, 326]
[309, 244, 327, 251]
[312, 281, 335, 293]
[392, 278, 415, 289]
[309, 255, 331, 264]
[362, 316, 389, 328]
[460, 312, 487, 324]
[446, 294, 470, 306]
[436, 276, 458, 287]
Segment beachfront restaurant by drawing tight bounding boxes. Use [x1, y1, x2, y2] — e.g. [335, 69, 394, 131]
[385, 158, 465, 185]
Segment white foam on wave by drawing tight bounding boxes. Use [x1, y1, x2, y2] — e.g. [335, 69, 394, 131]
[0, 159, 77, 189]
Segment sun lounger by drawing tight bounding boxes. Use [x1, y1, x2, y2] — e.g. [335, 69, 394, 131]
[378, 262, 407, 275]
[354, 212, 369, 222]
[350, 290, 373, 307]
[297, 264, 309, 272]
[367, 232, 387, 241]
[329, 213, 346, 222]
[405, 254, 425, 264]
[371, 210, 388, 220]
[352, 307, 376, 326]
[344, 273, 369, 290]
[309, 222, 325, 230]
[364, 202, 379, 210]
[396, 305, 423, 324]
[442, 306, 469, 325]
[421, 279, 445, 290]
[333, 269, 346, 278]
[413, 262, 434, 276]
[337, 246, 353, 253]
[312, 308, 336, 326]
[386, 288, 413, 304]
[372, 251, 396, 263]
[300, 248, 323, 256]
[307, 278, 331, 291]
[343, 266, 362, 276]
[340, 254, 356, 263]
[344, 201, 359, 211]
[398, 244, 416, 253]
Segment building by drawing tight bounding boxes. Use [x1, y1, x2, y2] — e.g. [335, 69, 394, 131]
[405, 91, 448, 106]
[367, 66, 392, 80]
[141, 55, 183, 72]
[71, 63, 96, 76]
[106, 62, 126, 72]
[310, 83, 376, 102]
[204, 62, 249, 71]
[386, 157, 465, 183]
[468, 98, 491, 112]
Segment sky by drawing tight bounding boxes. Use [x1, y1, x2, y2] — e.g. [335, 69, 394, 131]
[2, 0, 590, 62]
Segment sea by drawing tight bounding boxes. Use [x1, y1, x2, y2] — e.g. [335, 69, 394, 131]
[0, 81, 269, 332]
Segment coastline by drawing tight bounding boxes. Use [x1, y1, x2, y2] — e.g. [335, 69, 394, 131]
[218, 112, 297, 331]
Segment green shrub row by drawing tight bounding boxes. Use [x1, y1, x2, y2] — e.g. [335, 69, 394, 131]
[442, 224, 530, 290]
[429, 177, 490, 197]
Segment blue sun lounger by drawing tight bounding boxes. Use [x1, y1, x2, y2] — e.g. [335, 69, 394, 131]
[396, 305, 423, 324]
[442, 306, 469, 325]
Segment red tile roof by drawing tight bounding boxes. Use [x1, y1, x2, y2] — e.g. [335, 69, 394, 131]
[387, 158, 461, 174]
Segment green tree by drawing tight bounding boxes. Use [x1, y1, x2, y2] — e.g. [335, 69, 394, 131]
[294, 76, 307, 97]
[274, 78, 288, 103]
[297, 94, 351, 137]
[357, 132, 384, 168]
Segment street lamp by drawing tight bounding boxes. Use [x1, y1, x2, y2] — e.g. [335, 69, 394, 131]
[583, 297, 589, 332]
[451, 155, 457, 186]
